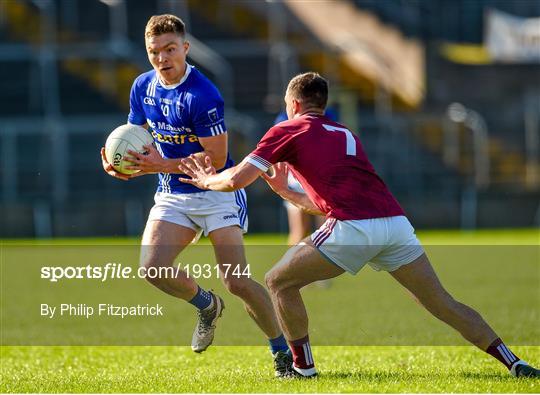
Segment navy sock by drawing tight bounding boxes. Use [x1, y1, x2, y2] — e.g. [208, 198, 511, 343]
[188, 286, 212, 310]
[269, 334, 289, 354]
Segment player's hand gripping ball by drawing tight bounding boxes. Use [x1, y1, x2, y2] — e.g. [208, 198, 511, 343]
[105, 124, 154, 175]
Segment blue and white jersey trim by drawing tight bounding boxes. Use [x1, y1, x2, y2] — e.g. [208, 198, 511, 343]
[155, 143, 171, 193]
[210, 124, 226, 136]
[146, 77, 158, 97]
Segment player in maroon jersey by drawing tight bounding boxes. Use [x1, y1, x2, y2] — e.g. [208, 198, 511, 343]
[177, 72, 539, 379]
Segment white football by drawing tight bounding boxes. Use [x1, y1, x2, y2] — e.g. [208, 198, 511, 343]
[105, 124, 154, 175]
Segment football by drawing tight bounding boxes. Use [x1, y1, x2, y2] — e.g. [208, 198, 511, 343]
[105, 124, 154, 174]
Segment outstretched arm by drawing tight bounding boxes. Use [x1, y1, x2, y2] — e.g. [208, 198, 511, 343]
[262, 163, 324, 216]
[124, 133, 229, 174]
[179, 155, 324, 215]
[178, 155, 262, 192]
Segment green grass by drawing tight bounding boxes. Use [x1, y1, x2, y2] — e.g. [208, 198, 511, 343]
[1, 229, 539, 392]
[1, 346, 539, 393]
[2, 227, 539, 245]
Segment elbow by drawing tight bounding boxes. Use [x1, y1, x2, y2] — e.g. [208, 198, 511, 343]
[216, 158, 227, 170]
[202, 149, 227, 170]
[212, 154, 227, 170]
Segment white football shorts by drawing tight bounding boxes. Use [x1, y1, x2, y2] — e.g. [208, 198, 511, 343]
[147, 190, 248, 237]
[311, 215, 424, 273]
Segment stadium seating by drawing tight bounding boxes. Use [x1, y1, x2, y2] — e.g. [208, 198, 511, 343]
[0, 0, 538, 237]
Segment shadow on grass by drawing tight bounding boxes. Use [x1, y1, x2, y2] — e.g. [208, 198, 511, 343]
[321, 370, 509, 381]
[458, 371, 520, 380]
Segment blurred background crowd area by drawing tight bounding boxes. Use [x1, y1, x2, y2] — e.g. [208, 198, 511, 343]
[0, 0, 539, 237]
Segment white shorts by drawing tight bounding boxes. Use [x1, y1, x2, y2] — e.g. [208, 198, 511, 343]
[311, 215, 424, 274]
[147, 190, 248, 237]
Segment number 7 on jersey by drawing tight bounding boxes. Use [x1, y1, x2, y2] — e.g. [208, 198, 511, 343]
[322, 124, 356, 156]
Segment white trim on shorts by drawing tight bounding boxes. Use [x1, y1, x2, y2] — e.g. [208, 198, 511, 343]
[311, 215, 424, 274]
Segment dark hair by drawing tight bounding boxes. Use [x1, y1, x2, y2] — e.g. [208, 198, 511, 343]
[286, 72, 328, 109]
[145, 14, 186, 38]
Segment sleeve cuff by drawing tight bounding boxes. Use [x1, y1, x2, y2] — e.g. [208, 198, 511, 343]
[246, 154, 272, 172]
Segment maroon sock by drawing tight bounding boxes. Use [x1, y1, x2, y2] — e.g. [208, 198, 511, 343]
[485, 338, 520, 370]
[289, 335, 315, 369]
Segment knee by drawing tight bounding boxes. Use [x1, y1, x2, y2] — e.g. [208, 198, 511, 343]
[140, 254, 155, 276]
[264, 270, 277, 292]
[265, 269, 288, 295]
[223, 277, 251, 298]
[139, 255, 172, 288]
[141, 261, 164, 287]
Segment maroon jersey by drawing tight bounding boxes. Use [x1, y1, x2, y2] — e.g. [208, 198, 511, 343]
[247, 114, 404, 221]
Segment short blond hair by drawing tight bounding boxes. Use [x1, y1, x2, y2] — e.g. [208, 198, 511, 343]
[145, 14, 186, 38]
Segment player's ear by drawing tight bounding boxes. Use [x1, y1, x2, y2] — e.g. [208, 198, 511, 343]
[183, 40, 190, 55]
[293, 98, 302, 114]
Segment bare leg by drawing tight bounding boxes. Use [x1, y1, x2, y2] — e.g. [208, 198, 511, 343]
[264, 239, 344, 375]
[265, 239, 344, 340]
[209, 226, 282, 339]
[140, 220, 199, 301]
[311, 216, 332, 288]
[390, 253, 498, 350]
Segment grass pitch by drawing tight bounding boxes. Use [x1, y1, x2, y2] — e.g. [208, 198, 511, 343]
[1, 229, 539, 393]
[1, 346, 539, 393]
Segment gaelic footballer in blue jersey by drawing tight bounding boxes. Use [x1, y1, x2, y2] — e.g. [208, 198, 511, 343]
[100, 14, 290, 370]
[127, 64, 234, 194]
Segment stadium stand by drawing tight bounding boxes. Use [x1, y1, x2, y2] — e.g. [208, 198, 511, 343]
[0, 0, 538, 237]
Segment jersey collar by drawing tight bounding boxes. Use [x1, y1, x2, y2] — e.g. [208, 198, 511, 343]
[158, 63, 192, 90]
[301, 111, 324, 117]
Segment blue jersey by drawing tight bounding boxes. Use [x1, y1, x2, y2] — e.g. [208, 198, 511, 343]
[128, 64, 233, 194]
